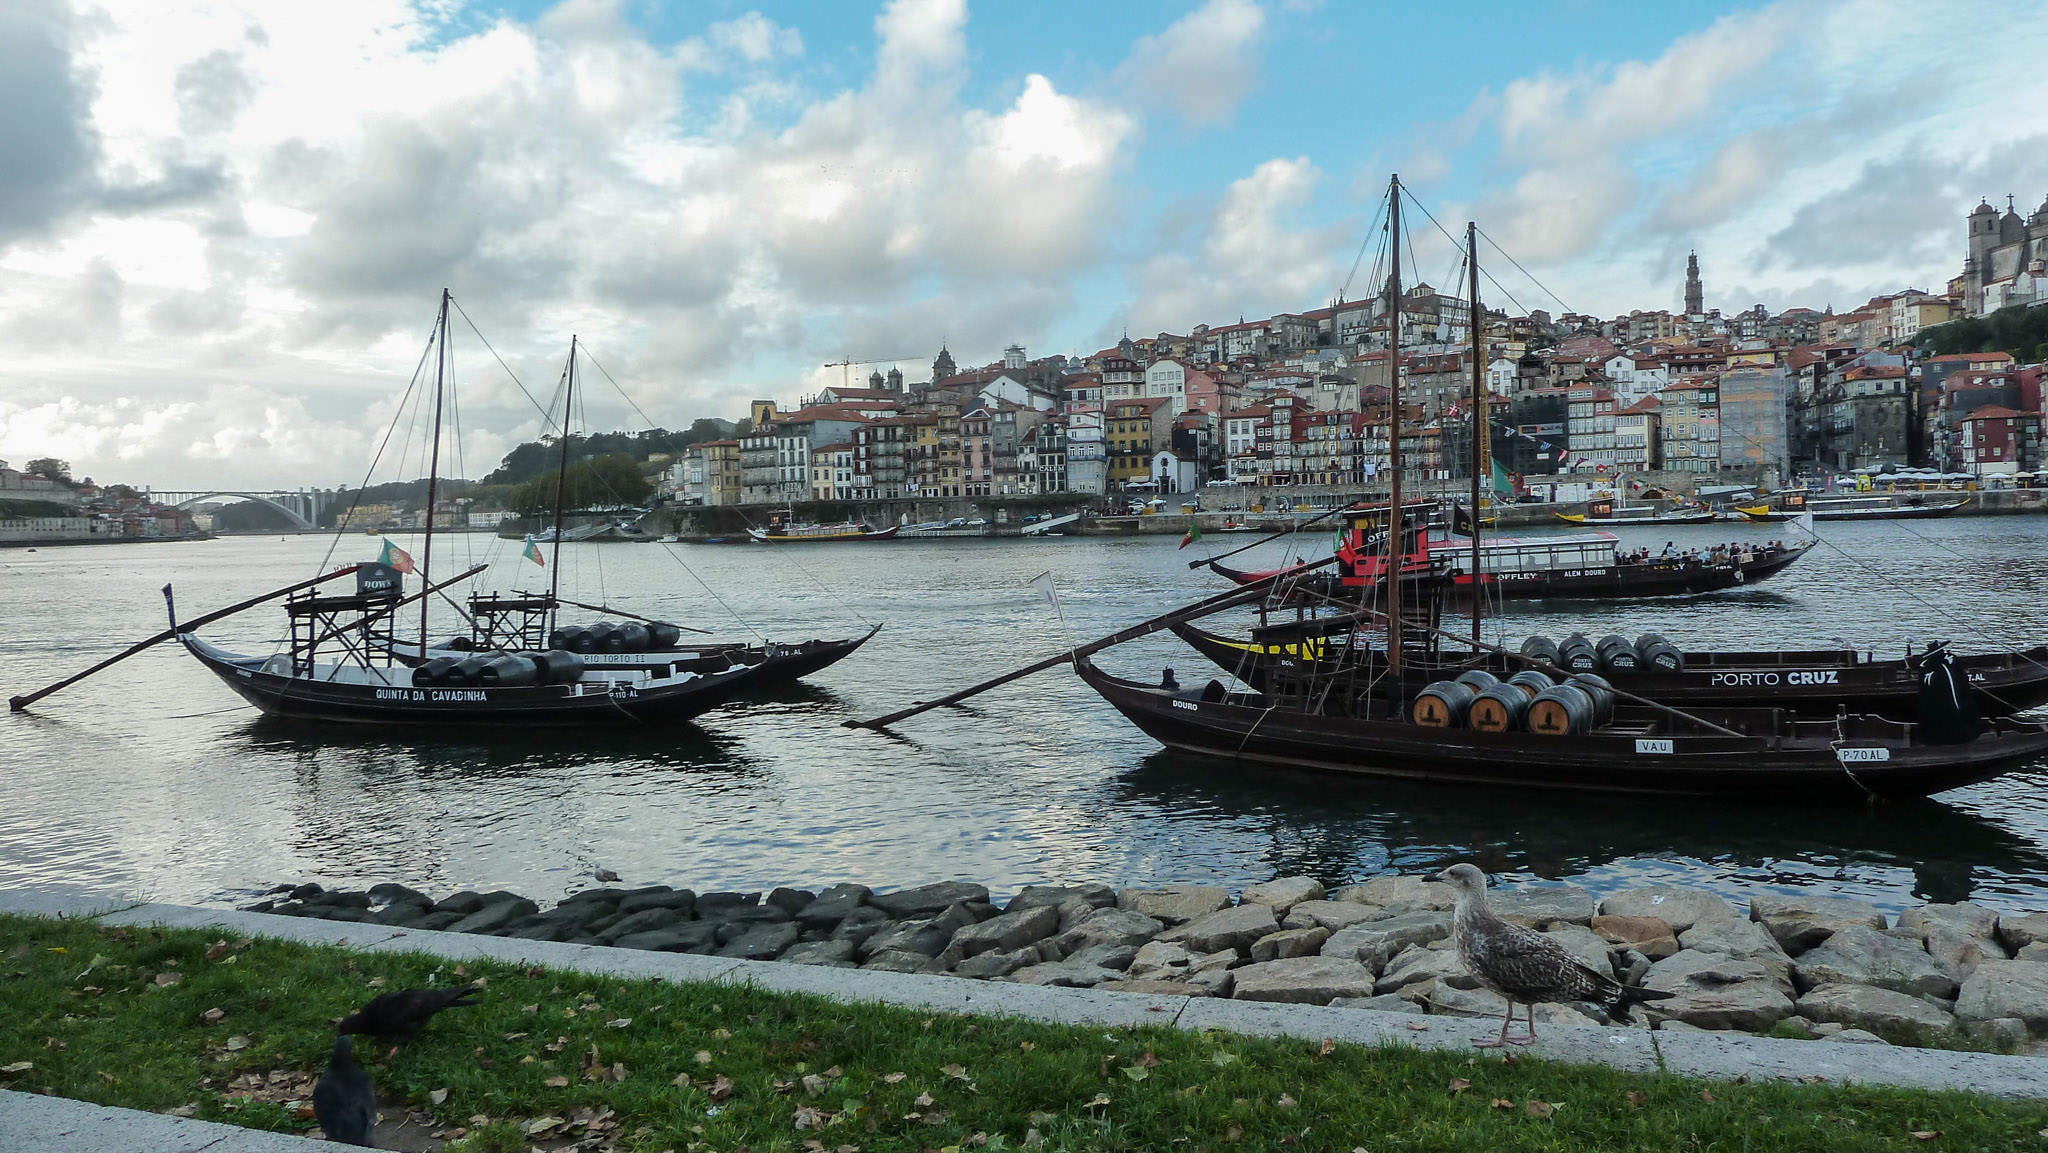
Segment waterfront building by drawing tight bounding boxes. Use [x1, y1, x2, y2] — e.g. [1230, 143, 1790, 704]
[1105, 397, 1173, 488]
[809, 443, 854, 501]
[1716, 366, 1791, 475]
[1656, 380, 1720, 475]
[1961, 195, 2048, 316]
[1614, 397, 1661, 472]
[1565, 387, 1620, 473]
[1064, 409, 1106, 495]
[1958, 405, 2041, 477]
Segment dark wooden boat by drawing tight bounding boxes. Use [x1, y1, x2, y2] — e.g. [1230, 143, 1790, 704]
[1077, 658, 2048, 800]
[1166, 619, 2048, 720]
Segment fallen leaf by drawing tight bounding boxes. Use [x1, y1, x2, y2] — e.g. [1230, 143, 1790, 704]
[425, 1087, 447, 1106]
[802, 1073, 829, 1097]
[914, 1092, 935, 1108]
[1122, 1066, 1148, 1082]
[523, 1115, 566, 1136]
[546, 1076, 570, 1088]
[882, 1071, 906, 1084]
[1086, 1093, 1111, 1109]
[941, 1063, 969, 1080]
[1136, 1047, 1161, 1068]
[521, 1004, 539, 1014]
[1024, 1129, 1043, 1147]
[1277, 1093, 1297, 1109]
[1625, 1090, 1646, 1108]
[224, 1036, 250, 1052]
[1211, 1051, 1239, 1067]
[1405, 1021, 1429, 1031]
[1525, 1101, 1555, 1118]
[794, 1104, 827, 1130]
[502, 1032, 527, 1041]
[608, 1062, 627, 1083]
[1911, 1132, 1941, 1142]
[1447, 1077, 1471, 1095]
[200, 1008, 225, 1025]
[708, 1074, 734, 1102]
[1225, 1124, 1244, 1141]
[366, 976, 386, 988]
[606, 1018, 632, 1029]
[154, 972, 182, 987]
[1018, 1041, 1035, 1052]
[1491, 1098, 1514, 1110]
[1316, 1038, 1335, 1059]
[695, 1050, 713, 1064]
[1701, 1089, 1716, 1104]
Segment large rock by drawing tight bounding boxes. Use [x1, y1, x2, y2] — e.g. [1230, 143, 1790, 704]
[694, 891, 761, 917]
[859, 905, 976, 960]
[1597, 887, 1734, 933]
[1996, 911, 2048, 953]
[1796, 983, 1958, 1041]
[1333, 875, 1453, 913]
[367, 883, 433, 908]
[1330, 993, 1429, 1015]
[1117, 886, 1230, 925]
[1956, 959, 2048, 1032]
[1542, 924, 1618, 976]
[954, 946, 1044, 979]
[613, 922, 720, 953]
[1321, 911, 1451, 972]
[1592, 914, 1680, 960]
[1492, 884, 1595, 928]
[1159, 905, 1279, 955]
[1897, 902, 2005, 982]
[1644, 950, 1796, 1031]
[1375, 943, 1471, 995]
[1748, 894, 1887, 954]
[794, 884, 872, 929]
[827, 906, 891, 946]
[1678, 914, 1794, 987]
[1249, 927, 1330, 963]
[716, 922, 801, 960]
[1405, 979, 1603, 1026]
[597, 907, 686, 944]
[1010, 945, 1134, 988]
[1230, 956, 1377, 1005]
[1790, 926, 1956, 999]
[780, 939, 857, 967]
[1046, 907, 1163, 958]
[1282, 901, 1387, 933]
[617, 888, 697, 916]
[1005, 883, 1117, 917]
[871, 882, 990, 919]
[447, 896, 540, 934]
[862, 950, 940, 974]
[946, 905, 1060, 960]
[1240, 877, 1325, 915]
[1126, 940, 1236, 981]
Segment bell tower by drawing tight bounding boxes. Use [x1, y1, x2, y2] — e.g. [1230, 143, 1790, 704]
[1684, 251, 1704, 317]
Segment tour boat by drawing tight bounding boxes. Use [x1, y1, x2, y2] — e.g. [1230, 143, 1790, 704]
[1736, 492, 1971, 522]
[1555, 497, 1720, 527]
[747, 520, 900, 543]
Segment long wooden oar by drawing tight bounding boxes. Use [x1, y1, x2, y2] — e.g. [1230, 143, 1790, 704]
[10, 566, 363, 712]
[844, 556, 1340, 731]
[549, 595, 712, 635]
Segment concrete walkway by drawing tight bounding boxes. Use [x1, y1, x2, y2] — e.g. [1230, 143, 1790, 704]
[5, 888, 2048, 1150]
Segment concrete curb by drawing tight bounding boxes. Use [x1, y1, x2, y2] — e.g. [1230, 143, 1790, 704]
[0, 1088, 330, 1151]
[6, 888, 2048, 1114]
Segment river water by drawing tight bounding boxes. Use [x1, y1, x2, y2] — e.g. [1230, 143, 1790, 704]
[5, 516, 2048, 916]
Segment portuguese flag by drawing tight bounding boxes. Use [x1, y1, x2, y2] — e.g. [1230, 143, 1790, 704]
[522, 535, 546, 567]
[377, 538, 415, 574]
[1178, 523, 1202, 550]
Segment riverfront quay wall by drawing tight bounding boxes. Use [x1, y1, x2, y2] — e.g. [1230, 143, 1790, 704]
[244, 871, 2048, 1054]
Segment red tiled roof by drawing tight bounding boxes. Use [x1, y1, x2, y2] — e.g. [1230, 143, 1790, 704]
[1963, 405, 2025, 421]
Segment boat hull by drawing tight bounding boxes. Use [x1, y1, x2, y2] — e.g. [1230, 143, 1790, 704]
[748, 525, 901, 543]
[1077, 660, 2048, 800]
[1210, 543, 1809, 603]
[559, 625, 882, 687]
[182, 636, 762, 727]
[1167, 623, 2048, 720]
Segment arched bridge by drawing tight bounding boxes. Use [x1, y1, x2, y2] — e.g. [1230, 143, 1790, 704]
[147, 489, 338, 531]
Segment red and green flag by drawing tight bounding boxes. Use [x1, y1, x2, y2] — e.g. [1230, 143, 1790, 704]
[377, 538, 415, 574]
[522, 535, 546, 567]
[1178, 523, 1202, 550]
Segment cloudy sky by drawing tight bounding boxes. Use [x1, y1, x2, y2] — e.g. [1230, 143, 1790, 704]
[3, 0, 2045, 490]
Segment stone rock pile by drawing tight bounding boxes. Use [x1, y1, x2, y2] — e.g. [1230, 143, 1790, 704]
[244, 875, 2048, 1051]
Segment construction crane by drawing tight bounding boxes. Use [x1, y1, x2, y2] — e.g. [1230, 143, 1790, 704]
[822, 356, 916, 390]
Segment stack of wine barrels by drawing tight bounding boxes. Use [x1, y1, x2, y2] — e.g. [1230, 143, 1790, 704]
[1416, 666, 1614, 734]
[412, 649, 585, 687]
[1526, 673, 1618, 736]
[1518, 631, 1686, 673]
[548, 621, 687, 655]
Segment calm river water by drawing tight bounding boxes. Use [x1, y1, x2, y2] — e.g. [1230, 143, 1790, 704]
[5, 516, 2048, 915]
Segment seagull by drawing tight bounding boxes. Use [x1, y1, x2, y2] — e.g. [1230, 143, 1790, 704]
[595, 866, 622, 883]
[312, 1035, 377, 1147]
[337, 983, 481, 1039]
[1431, 863, 1672, 1047]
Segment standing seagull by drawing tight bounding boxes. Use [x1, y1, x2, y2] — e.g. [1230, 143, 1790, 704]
[312, 1035, 377, 1147]
[1431, 863, 1672, 1047]
[337, 983, 482, 1039]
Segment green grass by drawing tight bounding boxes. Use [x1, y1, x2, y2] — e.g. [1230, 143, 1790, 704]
[3, 912, 2047, 1152]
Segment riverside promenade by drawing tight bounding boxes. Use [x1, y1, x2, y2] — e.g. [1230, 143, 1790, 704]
[6, 881, 2048, 1151]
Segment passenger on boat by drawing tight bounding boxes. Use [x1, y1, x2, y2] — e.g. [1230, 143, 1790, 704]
[1661, 541, 1677, 558]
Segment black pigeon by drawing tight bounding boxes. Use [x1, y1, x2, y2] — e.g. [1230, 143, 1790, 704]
[312, 1035, 377, 1147]
[1431, 863, 1673, 1047]
[337, 983, 481, 1038]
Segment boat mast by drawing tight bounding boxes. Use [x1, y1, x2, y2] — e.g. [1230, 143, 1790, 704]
[547, 336, 577, 623]
[419, 288, 449, 647]
[1467, 220, 1485, 650]
[1386, 174, 1404, 674]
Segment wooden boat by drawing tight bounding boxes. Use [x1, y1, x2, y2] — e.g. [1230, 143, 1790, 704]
[169, 300, 773, 728]
[1737, 493, 1970, 522]
[1075, 657, 2048, 800]
[1165, 619, 2048, 720]
[1556, 498, 1720, 527]
[748, 520, 900, 542]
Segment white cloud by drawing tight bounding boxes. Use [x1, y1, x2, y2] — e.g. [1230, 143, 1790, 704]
[1131, 157, 1348, 331]
[1121, 0, 1264, 128]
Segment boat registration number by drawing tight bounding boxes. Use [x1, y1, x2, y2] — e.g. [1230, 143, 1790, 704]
[1836, 747, 1892, 763]
[1634, 739, 1673, 754]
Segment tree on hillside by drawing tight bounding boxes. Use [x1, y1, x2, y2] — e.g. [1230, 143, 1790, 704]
[511, 453, 651, 516]
[1915, 302, 2048, 361]
[25, 458, 72, 484]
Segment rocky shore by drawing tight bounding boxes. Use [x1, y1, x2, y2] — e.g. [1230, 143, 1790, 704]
[244, 875, 2048, 1052]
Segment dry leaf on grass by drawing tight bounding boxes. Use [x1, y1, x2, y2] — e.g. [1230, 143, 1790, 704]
[882, 1071, 906, 1084]
[1626, 1090, 1646, 1108]
[1491, 1098, 1514, 1110]
[200, 1008, 225, 1025]
[1447, 1078, 1471, 1095]
[1911, 1132, 1941, 1142]
[546, 1076, 570, 1088]
[1524, 1101, 1556, 1118]
[708, 1074, 734, 1102]
[1701, 1089, 1716, 1104]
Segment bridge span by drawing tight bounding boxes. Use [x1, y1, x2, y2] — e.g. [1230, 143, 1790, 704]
[145, 488, 340, 531]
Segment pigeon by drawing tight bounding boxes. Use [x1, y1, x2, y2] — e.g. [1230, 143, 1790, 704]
[337, 983, 482, 1038]
[312, 1035, 377, 1147]
[1430, 863, 1672, 1047]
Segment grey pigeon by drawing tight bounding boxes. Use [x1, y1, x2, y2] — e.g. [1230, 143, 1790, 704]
[337, 983, 481, 1038]
[1431, 863, 1672, 1046]
[312, 1035, 376, 1147]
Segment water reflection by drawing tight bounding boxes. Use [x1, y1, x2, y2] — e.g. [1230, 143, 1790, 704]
[231, 717, 766, 780]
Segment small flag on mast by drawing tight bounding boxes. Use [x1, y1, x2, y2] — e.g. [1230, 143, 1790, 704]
[1179, 523, 1203, 550]
[522, 535, 547, 567]
[377, 538, 415, 574]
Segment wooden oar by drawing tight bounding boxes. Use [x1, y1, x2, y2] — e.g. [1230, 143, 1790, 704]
[9, 566, 363, 712]
[548, 595, 712, 635]
[844, 557, 1340, 731]
[1186, 501, 1358, 570]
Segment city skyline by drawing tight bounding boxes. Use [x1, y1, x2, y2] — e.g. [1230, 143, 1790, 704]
[3, 0, 2046, 489]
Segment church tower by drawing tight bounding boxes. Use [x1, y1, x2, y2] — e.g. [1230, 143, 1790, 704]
[932, 344, 957, 384]
[1684, 251, 1704, 317]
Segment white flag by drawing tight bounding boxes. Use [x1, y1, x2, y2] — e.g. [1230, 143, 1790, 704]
[1792, 510, 1815, 537]
[1028, 570, 1058, 606]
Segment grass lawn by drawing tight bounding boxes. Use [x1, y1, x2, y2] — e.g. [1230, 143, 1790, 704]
[3, 911, 2046, 1152]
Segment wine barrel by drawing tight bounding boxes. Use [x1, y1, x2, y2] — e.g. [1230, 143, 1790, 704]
[444, 656, 493, 686]
[477, 654, 540, 686]
[1527, 683, 1597, 735]
[411, 656, 460, 687]
[1556, 633, 1600, 672]
[1468, 684, 1531, 732]
[1506, 669, 1554, 698]
[604, 623, 651, 653]
[647, 622, 683, 649]
[1596, 634, 1640, 671]
[549, 626, 582, 650]
[1518, 636, 1560, 664]
[532, 650, 585, 684]
[566, 627, 601, 654]
[1412, 680, 1476, 727]
[1567, 673, 1616, 723]
[1454, 669, 1500, 692]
